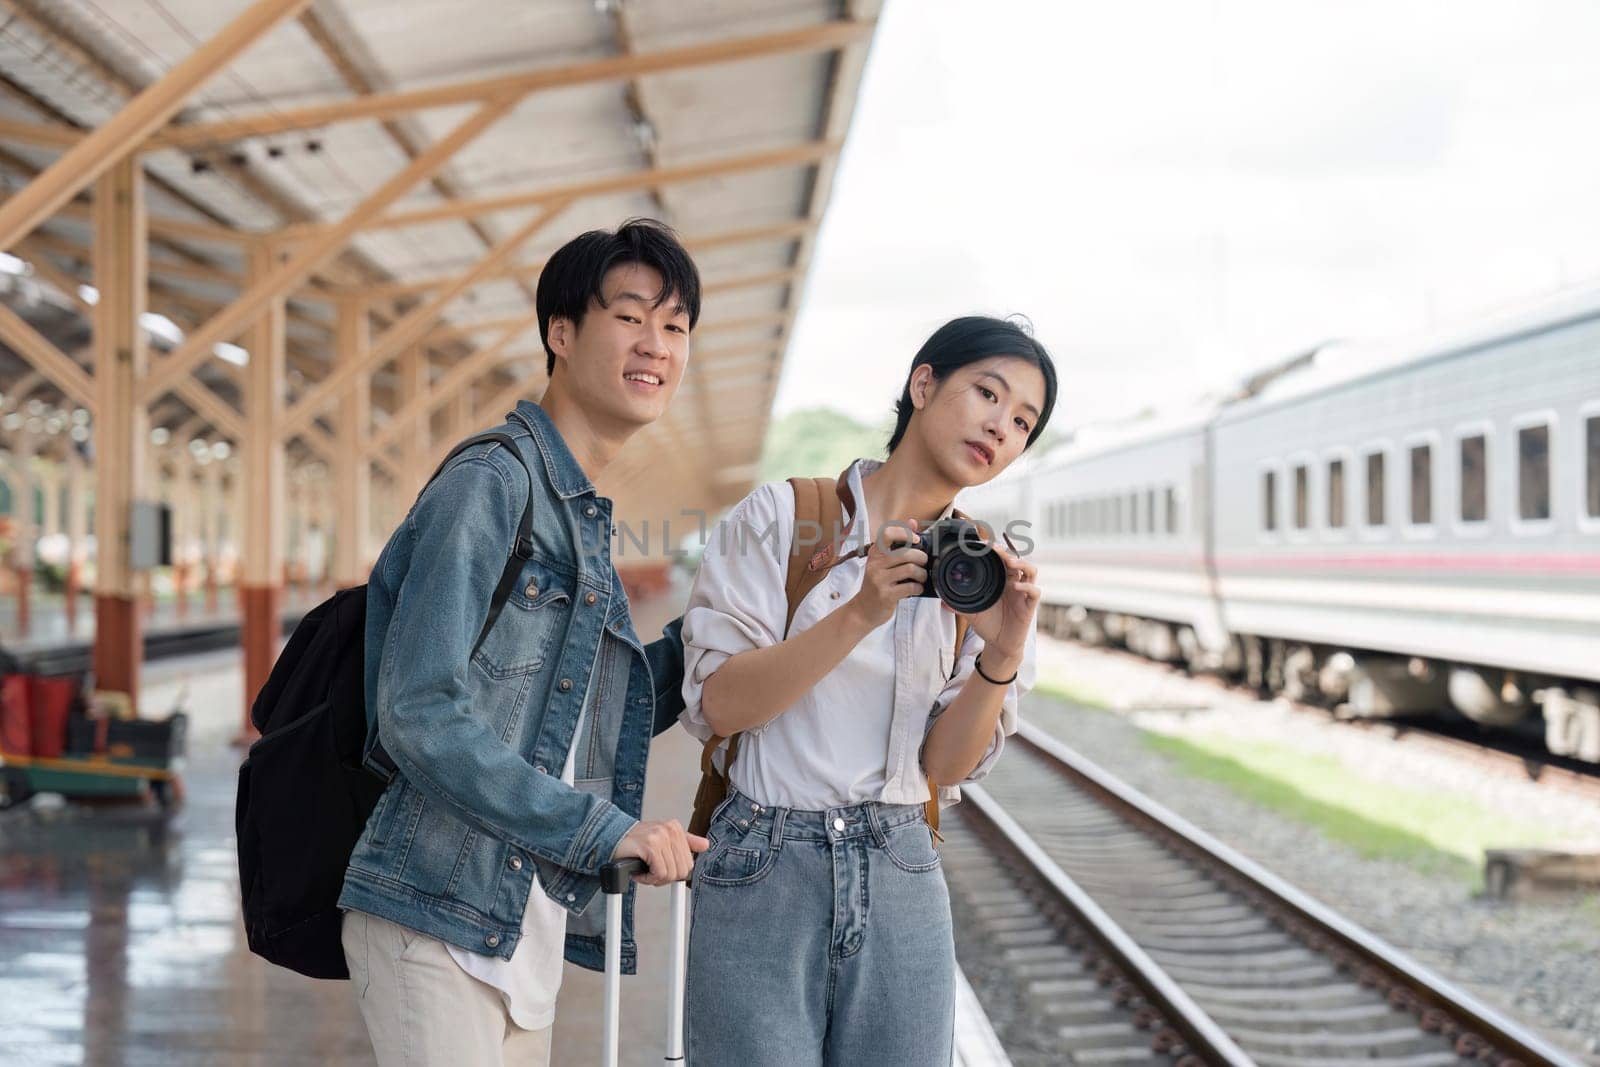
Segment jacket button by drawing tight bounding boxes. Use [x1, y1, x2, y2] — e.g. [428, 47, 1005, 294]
[584, 504, 597, 518]
[485, 934, 501, 948]
[566, 893, 576, 902]
[559, 678, 573, 692]
[508, 856, 523, 871]
[585, 591, 597, 605]
[535, 765, 548, 775]
[524, 580, 538, 597]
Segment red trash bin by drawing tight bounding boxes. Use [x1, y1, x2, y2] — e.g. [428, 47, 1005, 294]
[28, 675, 76, 760]
[0, 674, 31, 758]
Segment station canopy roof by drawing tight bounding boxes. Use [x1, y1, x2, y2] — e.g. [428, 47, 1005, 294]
[0, 0, 882, 533]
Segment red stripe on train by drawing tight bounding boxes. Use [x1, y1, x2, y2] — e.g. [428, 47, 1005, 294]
[1033, 549, 1600, 575]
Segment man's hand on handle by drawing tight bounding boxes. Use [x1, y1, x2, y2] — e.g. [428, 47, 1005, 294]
[612, 819, 709, 885]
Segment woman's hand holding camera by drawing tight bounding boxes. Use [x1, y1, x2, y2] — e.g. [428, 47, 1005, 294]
[956, 540, 1040, 670]
[845, 519, 929, 629]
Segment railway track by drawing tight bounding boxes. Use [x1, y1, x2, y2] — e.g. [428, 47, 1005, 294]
[944, 722, 1580, 1066]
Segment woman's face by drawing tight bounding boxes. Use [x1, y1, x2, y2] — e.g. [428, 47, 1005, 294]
[910, 355, 1047, 487]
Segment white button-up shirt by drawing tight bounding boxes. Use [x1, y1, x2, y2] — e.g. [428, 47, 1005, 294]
[680, 458, 1035, 810]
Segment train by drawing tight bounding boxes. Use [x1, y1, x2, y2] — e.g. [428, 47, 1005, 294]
[961, 289, 1600, 764]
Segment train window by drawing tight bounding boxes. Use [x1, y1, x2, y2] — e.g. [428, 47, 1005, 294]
[1589, 415, 1599, 519]
[1165, 486, 1177, 534]
[1128, 491, 1140, 534]
[1459, 434, 1487, 523]
[1293, 465, 1309, 529]
[1146, 489, 1156, 535]
[1365, 451, 1386, 526]
[1518, 423, 1551, 521]
[1409, 444, 1432, 525]
[1327, 459, 1345, 528]
[1262, 470, 1278, 532]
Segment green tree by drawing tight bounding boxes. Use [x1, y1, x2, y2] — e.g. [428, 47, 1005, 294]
[758, 407, 893, 483]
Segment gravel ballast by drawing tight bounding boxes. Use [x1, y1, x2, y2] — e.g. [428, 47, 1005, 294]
[984, 638, 1600, 1061]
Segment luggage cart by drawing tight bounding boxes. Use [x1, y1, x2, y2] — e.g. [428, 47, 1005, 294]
[0, 677, 188, 812]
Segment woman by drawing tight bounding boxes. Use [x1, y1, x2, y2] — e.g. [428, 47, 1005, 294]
[678, 315, 1058, 1065]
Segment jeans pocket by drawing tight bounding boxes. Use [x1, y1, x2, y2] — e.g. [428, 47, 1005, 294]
[881, 822, 942, 873]
[696, 822, 779, 887]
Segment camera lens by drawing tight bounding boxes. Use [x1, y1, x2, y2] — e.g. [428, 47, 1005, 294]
[932, 542, 1005, 613]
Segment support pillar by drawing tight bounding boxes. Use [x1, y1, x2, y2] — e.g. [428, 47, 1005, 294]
[91, 158, 147, 711]
[202, 458, 221, 615]
[333, 299, 371, 590]
[9, 440, 36, 638]
[65, 446, 87, 634]
[171, 457, 195, 621]
[238, 242, 286, 743]
[398, 347, 430, 502]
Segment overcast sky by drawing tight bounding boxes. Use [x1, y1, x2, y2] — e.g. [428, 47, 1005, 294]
[775, 0, 1600, 429]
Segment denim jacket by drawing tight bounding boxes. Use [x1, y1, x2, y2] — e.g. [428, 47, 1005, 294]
[338, 401, 684, 974]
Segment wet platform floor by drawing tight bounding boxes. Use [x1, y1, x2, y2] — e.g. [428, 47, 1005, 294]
[0, 591, 1008, 1066]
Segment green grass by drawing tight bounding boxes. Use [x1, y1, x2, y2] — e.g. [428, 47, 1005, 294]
[1137, 730, 1566, 882]
[1034, 668, 1114, 711]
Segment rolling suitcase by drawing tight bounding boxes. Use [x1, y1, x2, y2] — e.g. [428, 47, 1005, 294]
[600, 859, 688, 1066]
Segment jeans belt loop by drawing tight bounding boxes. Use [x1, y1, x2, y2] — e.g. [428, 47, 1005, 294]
[865, 803, 890, 848]
[768, 806, 787, 849]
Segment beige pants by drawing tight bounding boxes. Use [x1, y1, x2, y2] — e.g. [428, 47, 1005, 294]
[341, 910, 553, 1067]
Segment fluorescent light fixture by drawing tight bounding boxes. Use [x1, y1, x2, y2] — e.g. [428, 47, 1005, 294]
[0, 253, 27, 276]
[139, 312, 186, 347]
[78, 284, 99, 305]
[214, 342, 249, 366]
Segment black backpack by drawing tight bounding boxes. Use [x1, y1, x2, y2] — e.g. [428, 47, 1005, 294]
[236, 428, 537, 980]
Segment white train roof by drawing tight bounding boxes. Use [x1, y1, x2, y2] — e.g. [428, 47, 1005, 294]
[1224, 284, 1600, 419]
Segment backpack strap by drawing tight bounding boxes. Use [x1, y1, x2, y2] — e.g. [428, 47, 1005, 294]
[782, 473, 850, 637]
[691, 473, 854, 826]
[365, 426, 538, 784]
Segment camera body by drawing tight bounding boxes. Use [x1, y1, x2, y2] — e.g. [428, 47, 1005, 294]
[912, 517, 1007, 614]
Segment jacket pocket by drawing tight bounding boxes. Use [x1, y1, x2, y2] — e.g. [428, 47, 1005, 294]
[472, 557, 572, 678]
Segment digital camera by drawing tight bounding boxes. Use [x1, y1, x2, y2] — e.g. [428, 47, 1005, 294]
[913, 518, 1007, 614]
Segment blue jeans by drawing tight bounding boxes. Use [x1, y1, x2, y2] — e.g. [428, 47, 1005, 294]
[685, 789, 955, 1066]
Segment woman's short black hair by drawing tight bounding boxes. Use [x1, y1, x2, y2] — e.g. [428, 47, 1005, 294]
[536, 218, 702, 375]
[886, 315, 1059, 453]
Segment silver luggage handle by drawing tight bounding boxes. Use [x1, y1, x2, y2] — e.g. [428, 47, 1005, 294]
[600, 859, 689, 1066]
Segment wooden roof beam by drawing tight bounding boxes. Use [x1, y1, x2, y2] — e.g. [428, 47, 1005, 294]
[0, 0, 313, 250]
[277, 200, 567, 440]
[137, 96, 521, 406]
[0, 304, 96, 411]
[349, 218, 814, 302]
[293, 140, 835, 236]
[151, 20, 873, 150]
[364, 311, 542, 459]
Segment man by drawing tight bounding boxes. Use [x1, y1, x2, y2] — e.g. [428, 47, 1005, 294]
[338, 220, 709, 1066]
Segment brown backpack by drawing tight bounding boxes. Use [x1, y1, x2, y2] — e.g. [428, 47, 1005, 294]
[686, 470, 970, 839]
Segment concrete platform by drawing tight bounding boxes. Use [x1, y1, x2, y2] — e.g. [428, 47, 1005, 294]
[0, 587, 1008, 1065]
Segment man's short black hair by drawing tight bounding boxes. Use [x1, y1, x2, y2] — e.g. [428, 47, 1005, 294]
[536, 218, 702, 375]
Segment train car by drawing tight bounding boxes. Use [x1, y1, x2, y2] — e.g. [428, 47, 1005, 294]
[978, 288, 1600, 763]
[1210, 294, 1600, 760]
[961, 412, 1234, 669]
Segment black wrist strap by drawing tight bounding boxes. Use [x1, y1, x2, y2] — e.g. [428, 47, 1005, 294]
[974, 653, 1018, 686]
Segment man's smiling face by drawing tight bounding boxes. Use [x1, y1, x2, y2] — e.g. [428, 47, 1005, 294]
[546, 262, 691, 433]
